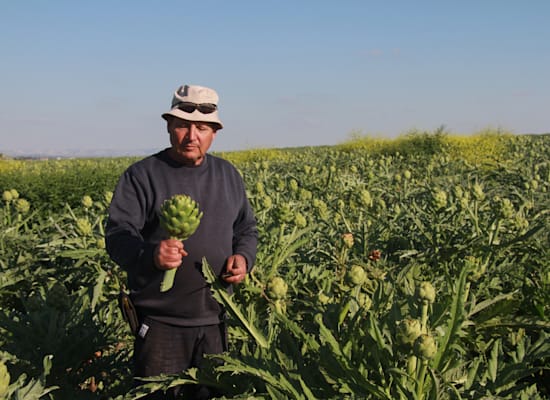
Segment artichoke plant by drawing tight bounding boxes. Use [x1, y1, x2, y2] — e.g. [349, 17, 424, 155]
[159, 194, 203, 292]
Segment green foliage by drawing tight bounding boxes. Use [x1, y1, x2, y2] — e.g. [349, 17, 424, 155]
[0, 157, 138, 213]
[0, 132, 548, 398]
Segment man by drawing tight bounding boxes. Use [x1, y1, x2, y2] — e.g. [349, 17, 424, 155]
[105, 84, 258, 399]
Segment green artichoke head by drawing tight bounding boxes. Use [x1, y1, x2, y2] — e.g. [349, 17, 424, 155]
[159, 194, 203, 240]
[266, 276, 288, 300]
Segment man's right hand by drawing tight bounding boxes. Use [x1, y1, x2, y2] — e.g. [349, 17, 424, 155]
[154, 239, 188, 270]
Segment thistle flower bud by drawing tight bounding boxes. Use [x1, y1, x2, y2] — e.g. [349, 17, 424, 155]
[0, 361, 10, 398]
[498, 198, 514, 219]
[342, 233, 354, 249]
[396, 318, 422, 347]
[255, 182, 265, 194]
[15, 198, 30, 214]
[104, 191, 113, 204]
[9, 189, 19, 199]
[465, 256, 486, 281]
[276, 204, 294, 223]
[313, 199, 329, 219]
[357, 291, 372, 310]
[266, 276, 288, 300]
[472, 183, 485, 200]
[432, 189, 447, 209]
[359, 190, 373, 208]
[414, 334, 437, 360]
[262, 195, 273, 208]
[295, 212, 307, 228]
[403, 170, 412, 180]
[76, 218, 93, 236]
[347, 265, 367, 286]
[299, 189, 312, 201]
[2, 190, 12, 202]
[417, 281, 436, 304]
[81, 195, 94, 209]
[289, 179, 299, 192]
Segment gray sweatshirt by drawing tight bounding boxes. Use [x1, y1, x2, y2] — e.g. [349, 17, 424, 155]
[105, 150, 258, 326]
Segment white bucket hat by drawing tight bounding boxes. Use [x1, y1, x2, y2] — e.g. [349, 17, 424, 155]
[161, 84, 223, 129]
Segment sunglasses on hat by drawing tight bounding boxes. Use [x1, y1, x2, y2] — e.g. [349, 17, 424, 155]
[175, 102, 217, 114]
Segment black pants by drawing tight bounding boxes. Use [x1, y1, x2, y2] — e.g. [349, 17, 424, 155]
[133, 318, 226, 399]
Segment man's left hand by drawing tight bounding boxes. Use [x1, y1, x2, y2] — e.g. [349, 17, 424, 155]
[223, 254, 248, 284]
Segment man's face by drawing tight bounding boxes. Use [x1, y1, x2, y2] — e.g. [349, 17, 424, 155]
[167, 118, 217, 166]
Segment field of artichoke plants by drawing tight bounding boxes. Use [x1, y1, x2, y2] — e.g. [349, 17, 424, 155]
[0, 131, 549, 399]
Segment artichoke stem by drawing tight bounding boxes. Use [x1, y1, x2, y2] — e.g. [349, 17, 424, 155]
[416, 359, 428, 399]
[407, 354, 417, 377]
[161, 268, 177, 292]
[420, 301, 429, 334]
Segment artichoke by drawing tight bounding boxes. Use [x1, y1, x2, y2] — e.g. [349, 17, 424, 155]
[2, 190, 12, 202]
[159, 194, 203, 292]
[0, 361, 10, 398]
[414, 333, 437, 360]
[417, 281, 436, 304]
[81, 195, 94, 209]
[347, 265, 367, 286]
[397, 318, 422, 348]
[266, 277, 288, 300]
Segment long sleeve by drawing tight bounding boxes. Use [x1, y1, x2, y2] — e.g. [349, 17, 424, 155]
[104, 151, 258, 326]
[105, 168, 160, 288]
[232, 189, 258, 272]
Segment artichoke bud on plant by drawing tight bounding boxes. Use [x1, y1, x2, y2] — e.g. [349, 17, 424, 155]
[76, 217, 93, 236]
[15, 198, 30, 214]
[294, 212, 307, 228]
[347, 265, 367, 286]
[465, 256, 486, 281]
[266, 276, 288, 300]
[397, 318, 422, 347]
[158, 194, 203, 292]
[497, 197, 515, 219]
[2, 190, 13, 202]
[417, 281, 436, 304]
[275, 204, 294, 224]
[359, 189, 373, 208]
[472, 183, 485, 200]
[342, 233, 354, 249]
[432, 189, 447, 209]
[299, 188, 312, 201]
[289, 178, 299, 192]
[357, 291, 372, 310]
[104, 191, 114, 204]
[0, 361, 10, 398]
[414, 334, 437, 360]
[81, 195, 94, 209]
[261, 195, 273, 209]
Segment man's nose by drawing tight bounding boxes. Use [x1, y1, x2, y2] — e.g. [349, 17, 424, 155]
[186, 123, 199, 140]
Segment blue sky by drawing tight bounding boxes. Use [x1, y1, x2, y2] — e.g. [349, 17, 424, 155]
[1, 1, 549, 156]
